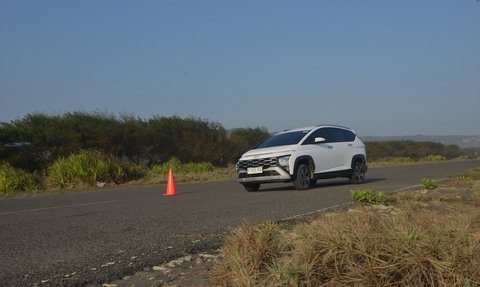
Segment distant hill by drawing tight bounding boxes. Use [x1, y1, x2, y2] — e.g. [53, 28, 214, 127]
[362, 135, 480, 148]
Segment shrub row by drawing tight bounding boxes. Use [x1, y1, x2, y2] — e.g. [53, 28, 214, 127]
[0, 113, 270, 171]
[365, 140, 461, 161]
[1, 150, 218, 193]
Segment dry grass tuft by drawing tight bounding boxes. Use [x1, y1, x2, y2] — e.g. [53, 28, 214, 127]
[211, 221, 290, 286]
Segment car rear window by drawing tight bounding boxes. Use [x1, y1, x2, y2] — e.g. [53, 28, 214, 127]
[342, 129, 356, 142]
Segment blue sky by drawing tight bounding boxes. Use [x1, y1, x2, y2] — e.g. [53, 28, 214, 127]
[1, 1, 479, 136]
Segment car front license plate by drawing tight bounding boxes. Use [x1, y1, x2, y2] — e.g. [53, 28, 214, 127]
[247, 167, 263, 175]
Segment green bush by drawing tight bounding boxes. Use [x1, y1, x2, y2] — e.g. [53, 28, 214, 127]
[421, 178, 438, 190]
[148, 157, 214, 176]
[421, 155, 446, 162]
[47, 150, 144, 188]
[0, 163, 39, 193]
[351, 189, 385, 203]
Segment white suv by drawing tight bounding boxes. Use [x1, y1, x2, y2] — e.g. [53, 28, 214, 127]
[236, 125, 367, 191]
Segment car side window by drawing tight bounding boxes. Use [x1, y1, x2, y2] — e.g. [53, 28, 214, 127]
[326, 128, 347, 143]
[302, 128, 330, 145]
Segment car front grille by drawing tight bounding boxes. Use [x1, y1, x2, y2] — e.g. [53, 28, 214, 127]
[237, 157, 277, 170]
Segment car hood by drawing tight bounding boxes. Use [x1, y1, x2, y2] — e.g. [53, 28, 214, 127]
[240, 145, 297, 160]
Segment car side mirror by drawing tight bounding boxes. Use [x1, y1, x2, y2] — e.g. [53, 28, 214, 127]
[314, 137, 326, 143]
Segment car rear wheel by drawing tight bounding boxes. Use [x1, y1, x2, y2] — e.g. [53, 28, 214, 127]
[243, 183, 260, 192]
[294, 163, 311, 190]
[350, 161, 366, 184]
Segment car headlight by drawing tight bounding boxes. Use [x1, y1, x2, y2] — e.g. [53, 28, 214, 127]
[277, 155, 290, 172]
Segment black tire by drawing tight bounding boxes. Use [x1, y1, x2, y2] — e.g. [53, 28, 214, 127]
[294, 163, 311, 190]
[243, 183, 260, 192]
[350, 161, 366, 184]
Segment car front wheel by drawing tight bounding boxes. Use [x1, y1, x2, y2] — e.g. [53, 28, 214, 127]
[294, 163, 311, 190]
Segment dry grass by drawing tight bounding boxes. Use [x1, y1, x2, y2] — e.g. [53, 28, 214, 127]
[211, 167, 480, 287]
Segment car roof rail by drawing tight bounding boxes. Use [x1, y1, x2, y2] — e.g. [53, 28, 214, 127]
[315, 124, 351, 130]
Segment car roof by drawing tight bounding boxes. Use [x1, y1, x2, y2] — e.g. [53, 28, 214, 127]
[277, 125, 353, 135]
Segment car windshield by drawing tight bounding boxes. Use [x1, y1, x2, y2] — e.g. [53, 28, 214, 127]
[256, 130, 309, 149]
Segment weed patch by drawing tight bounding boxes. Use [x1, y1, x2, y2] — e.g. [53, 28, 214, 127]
[351, 189, 385, 203]
[421, 178, 438, 190]
[0, 163, 39, 193]
[466, 166, 480, 180]
[445, 176, 475, 189]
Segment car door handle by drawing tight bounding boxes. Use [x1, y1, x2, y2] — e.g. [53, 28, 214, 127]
[348, 144, 353, 147]
[327, 145, 333, 149]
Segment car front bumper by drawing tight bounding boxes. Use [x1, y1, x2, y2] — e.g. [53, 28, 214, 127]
[237, 166, 292, 184]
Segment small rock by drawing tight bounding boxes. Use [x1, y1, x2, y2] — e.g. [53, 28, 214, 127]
[199, 254, 216, 260]
[130, 256, 137, 260]
[195, 258, 203, 265]
[122, 276, 130, 280]
[166, 260, 182, 268]
[96, 182, 107, 188]
[182, 255, 192, 262]
[101, 262, 115, 267]
[374, 204, 391, 210]
[102, 284, 118, 287]
[153, 266, 169, 272]
[41, 280, 50, 284]
[90, 268, 97, 271]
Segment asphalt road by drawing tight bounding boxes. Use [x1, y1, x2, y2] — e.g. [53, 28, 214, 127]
[1, 160, 479, 286]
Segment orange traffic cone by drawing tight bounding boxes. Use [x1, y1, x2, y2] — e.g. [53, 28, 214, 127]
[163, 168, 177, 196]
